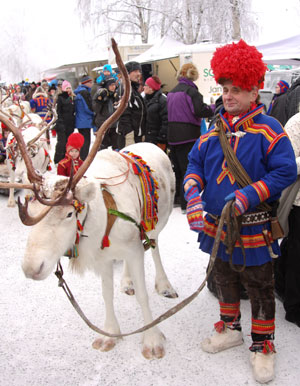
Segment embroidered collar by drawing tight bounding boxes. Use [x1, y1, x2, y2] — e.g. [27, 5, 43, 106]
[220, 104, 264, 133]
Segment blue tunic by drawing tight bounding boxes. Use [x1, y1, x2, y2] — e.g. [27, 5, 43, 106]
[184, 105, 297, 266]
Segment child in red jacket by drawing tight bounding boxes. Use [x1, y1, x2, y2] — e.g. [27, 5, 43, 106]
[57, 133, 84, 176]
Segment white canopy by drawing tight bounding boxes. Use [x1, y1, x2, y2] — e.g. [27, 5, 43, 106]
[257, 34, 300, 65]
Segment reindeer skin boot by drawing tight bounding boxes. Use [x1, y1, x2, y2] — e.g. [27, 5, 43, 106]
[250, 340, 276, 384]
[201, 320, 243, 353]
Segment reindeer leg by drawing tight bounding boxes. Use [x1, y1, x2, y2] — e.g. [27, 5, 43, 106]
[120, 260, 135, 295]
[92, 259, 121, 352]
[126, 244, 166, 359]
[7, 167, 16, 207]
[151, 240, 178, 298]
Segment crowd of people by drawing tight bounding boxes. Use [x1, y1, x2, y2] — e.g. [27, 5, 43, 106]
[1, 43, 300, 384]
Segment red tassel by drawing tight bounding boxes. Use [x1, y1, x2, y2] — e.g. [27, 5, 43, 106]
[101, 235, 110, 249]
[262, 340, 276, 354]
[214, 320, 226, 333]
[77, 219, 83, 231]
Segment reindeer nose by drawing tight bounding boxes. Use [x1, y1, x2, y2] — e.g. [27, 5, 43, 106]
[22, 261, 45, 280]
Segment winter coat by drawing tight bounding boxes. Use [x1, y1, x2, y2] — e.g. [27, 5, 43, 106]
[30, 92, 51, 123]
[74, 85, 94, 129]
[184, 104, 297, 266]
[144, 90, 168, 144]
[286, 77, 300, 120]
[270, 77, 300, 126]
[92, 87, 119, 130]
[167, 78, 213, 145]
[117, 80, 146, 138]
[57, 154, 83, 177]
[55, 92, 75, 132]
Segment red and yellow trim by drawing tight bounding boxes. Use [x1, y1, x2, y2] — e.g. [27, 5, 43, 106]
[185, 173, 205, 190]
[204, 217, 273, 248]
[219, 301, 240, 318]
[267, 132, 288, 155]
[252, 318, 275, 335]
[251, 180, 270, 203]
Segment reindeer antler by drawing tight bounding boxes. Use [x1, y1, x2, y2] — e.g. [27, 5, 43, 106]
[26, 108, 57, 147]
[70, 38, 131, 189]
[18, 196, 52, 226]
[0, 112, 43, 184]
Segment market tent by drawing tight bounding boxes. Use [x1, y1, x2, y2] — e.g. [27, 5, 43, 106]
[257, 34, 300, 65]
[132, 36, 187, 64]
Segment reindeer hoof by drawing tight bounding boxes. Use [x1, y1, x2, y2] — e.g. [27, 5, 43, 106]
[142, 344, 165, 359]
[121, 280, 135, 295]
[92, 337, 116, 352]
[162, 290, 178, 298]
[124, 287, 135, 296]
[155, 283, 178, 298]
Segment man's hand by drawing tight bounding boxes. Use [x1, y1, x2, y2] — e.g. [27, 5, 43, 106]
[225, 189, 249, 216]
[184, 179, 197, 192]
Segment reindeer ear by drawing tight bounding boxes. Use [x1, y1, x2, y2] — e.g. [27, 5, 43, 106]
[74, 180, 97, 203]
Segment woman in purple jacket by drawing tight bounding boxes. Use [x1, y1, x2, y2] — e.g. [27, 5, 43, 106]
[167, 63, 213, 212]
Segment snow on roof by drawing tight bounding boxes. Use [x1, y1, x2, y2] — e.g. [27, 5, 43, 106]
[132, 36, 187, 63]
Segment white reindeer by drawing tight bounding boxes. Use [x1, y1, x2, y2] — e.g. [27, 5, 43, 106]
[6, 114, 55, 207]
[3, 101, 31, 126]
[0, 40, 177, 359]
[21, 142, 176, 358]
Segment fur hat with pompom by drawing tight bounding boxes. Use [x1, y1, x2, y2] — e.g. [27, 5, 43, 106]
[210, 39, 267, 91]
[66, 133, 84, 152]
[177, 63, 199, 81]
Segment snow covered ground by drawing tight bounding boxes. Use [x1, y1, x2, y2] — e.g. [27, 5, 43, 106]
[0, 186, 299, 386]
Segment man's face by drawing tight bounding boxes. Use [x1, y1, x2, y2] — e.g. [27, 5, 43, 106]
[108, 83, 116, 92]
[129, 70, 141, 83]
[222, 81, 258, 116]
[85, 80, 93, 87]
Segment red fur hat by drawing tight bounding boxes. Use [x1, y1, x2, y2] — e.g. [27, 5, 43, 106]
[210, 39, 267, 91]
[66, 133, 84, 152]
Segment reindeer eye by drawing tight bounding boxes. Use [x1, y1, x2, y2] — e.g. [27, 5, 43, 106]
[66, 212, 73, 218]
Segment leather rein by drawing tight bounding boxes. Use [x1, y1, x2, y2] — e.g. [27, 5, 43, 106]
[53, 119, 246, 338]
[54, 200, 234, 338]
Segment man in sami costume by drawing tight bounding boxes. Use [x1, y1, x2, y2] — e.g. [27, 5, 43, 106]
[183, 40, 297, 384]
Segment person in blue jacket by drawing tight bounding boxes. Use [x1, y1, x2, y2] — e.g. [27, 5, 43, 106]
[74, 75, 94, 160]
[96, 64, 118, 86]
[183, 40, 297, 384]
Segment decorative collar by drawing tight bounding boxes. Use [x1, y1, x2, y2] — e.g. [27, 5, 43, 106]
[220, 104, 264, 133]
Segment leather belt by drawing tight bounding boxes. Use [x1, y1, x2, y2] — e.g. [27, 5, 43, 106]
[208, 211, 271, 226]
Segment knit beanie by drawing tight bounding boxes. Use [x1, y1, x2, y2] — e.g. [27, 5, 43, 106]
[80, 75, 93, 85]
[66, 133, 84, 153]
[145, 76, 161, 91]
[103, 77, 116, 88]
[178, 63, 199, 81]
[210, 39, 267, 91]
[103, 64, 113, 73]
[62, 80, 72, 92]
[277, 80, 289, 94]
[125, 61, 142, 74]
